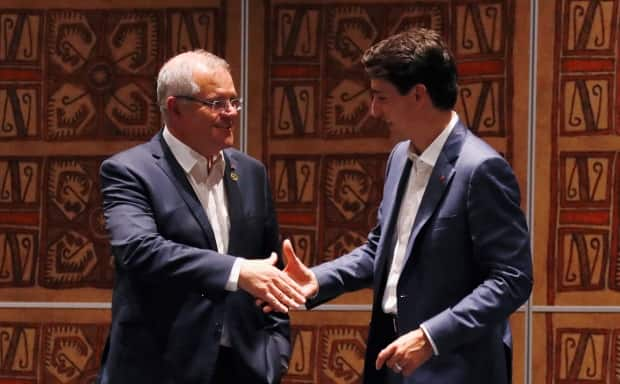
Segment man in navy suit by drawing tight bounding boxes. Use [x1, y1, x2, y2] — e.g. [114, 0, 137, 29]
[279, 28, 533, 383]
[97, 50, 305, 384]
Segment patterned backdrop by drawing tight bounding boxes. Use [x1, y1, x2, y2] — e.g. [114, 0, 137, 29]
[0, 0, 618, 383]
[534, 1, 620, 383]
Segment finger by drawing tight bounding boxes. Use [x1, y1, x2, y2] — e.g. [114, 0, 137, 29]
[274, 274, 306, 305]
[267, 251, 278, 265]
[386, 353, 402, 371]
[375, 344, 395, 369]
[401, 356, 420, 377]
[261, 305, 274, 313]
[263, 291, 288, 313]
[282, 238, 297, 266]
[270, 281, 304, 309]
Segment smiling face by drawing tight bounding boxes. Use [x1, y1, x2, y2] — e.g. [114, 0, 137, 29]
[168, 66, 238, 157]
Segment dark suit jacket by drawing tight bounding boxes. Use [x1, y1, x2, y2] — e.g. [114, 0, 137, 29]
[97, 132, 290, 384]
[309, 121, 533, 383]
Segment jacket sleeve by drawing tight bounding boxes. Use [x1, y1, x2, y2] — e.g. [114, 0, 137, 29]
[100, 157, 236, 298]
[421, 157, 533, 353]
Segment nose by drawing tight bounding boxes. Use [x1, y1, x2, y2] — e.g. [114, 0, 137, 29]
[221, 102, 239, 117]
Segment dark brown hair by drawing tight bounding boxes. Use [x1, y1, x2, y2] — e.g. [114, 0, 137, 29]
[361, 28, 458, 110]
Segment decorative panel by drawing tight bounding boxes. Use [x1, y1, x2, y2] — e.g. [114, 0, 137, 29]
[0, 309, 110, 384]
[321, 155, 386, 264]
[41, 157, 111, 289]
[0, 157, 42, 288]
[0, 4, 226, 301]
[533, 313, 620, 384]
[283, 311, 370, 384]
[545, 0, 620, 306]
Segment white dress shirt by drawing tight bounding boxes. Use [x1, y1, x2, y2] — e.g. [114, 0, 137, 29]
[163, 127, 241, 346]
[381, 111, 458, 355]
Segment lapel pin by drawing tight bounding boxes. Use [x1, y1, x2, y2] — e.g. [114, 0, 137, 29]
[439, 175, 446, 183]
[230, 171, 239, 181]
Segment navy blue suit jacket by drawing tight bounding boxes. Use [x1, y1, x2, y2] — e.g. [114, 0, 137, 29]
[309, 121, 533, 383]
[97, 132, 290, 384]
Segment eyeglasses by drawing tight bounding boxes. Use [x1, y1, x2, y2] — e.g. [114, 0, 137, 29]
[174, 95, 243, 112]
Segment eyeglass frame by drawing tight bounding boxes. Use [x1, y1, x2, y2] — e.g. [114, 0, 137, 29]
[173, 95, 243, 112]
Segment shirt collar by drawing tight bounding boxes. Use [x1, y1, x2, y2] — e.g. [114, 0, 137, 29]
[408, 111, 458, 167]
[162, 126, 225, 176]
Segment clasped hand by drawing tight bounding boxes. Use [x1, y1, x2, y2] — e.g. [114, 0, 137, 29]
[238, 250, 307, 313]
[251, 239, 319, 313]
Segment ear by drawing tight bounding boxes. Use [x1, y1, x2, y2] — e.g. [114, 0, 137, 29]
[413, 83, 427, 102]
[166, 96, 180, 116]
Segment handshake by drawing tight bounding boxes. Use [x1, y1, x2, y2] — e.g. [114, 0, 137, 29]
[237, 239, 318, 313]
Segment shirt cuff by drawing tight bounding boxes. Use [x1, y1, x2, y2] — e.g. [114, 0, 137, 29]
[420, 324, 439, 356]
[225, 258, 242, 291]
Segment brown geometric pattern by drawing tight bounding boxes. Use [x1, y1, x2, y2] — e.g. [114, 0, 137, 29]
[0, 11, 44, 140]
[317, 326, 367, 383]
[45, 11, 161, 140]
[0, 7, 224, 299]
[533, 313, 620, 384]
[547, 0, 620, 305]
[0, 8, 222, 142]
[320, 155, 386, 264]
[41, 323, 105, 383]
[554, 327, 610, 382]
[0, 319, 108, 384]
[283, 322, 369, 384]
[453, 0, 514, 162]
[41, 157, 112, 289]
[0, 323, 40, 378]
[0, 315, 369, 384]
[0, 157, 42, 288]
[534, 1, 620, 382]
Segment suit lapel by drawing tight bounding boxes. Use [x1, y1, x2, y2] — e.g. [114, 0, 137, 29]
[402, 122, 467, 266]
[153, 132, 218, 250]
[373, 144, 412, 302]
[222, 150, 243, 254]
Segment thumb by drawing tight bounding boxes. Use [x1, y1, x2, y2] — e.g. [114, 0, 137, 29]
[283, 238, 299, 267]
[266, 251, 278, 265]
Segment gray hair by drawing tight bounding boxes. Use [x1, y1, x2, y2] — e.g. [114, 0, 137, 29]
[156, 50, 230, 113]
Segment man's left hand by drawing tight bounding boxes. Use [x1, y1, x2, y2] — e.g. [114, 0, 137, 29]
[375, 328, 433, 376]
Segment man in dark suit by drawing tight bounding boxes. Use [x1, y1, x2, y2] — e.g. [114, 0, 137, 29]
[278, 28, 533, 383]
[97, 50, 305, 384]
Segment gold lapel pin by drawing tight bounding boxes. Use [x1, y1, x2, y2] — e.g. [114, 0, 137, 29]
[231, 171, 239, 181]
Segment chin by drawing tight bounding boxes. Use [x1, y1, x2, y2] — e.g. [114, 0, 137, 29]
[389, 125, 408, 140]
[224, 137, 234, 147]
